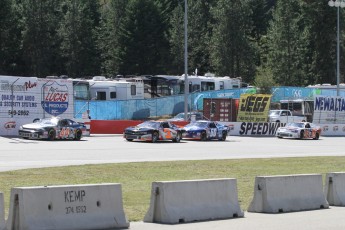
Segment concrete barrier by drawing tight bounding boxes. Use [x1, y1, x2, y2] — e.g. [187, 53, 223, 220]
[325, 172, 345, 206]
[6, 183, 129, 230]
[144, 178, 244, 224]
[0, 193, 5, 230]
[248, 174, 329, 213]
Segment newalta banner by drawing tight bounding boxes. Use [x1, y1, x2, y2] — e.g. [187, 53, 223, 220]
[313, 96, 345, 124]
[237, 94, 272, 122]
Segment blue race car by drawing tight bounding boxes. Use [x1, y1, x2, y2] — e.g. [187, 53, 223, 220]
[181, 120, 229, 141]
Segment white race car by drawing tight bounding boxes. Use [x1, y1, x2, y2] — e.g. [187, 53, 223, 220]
[276, 122, 321, 140]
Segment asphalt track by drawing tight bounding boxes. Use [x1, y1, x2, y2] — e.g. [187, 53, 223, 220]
[1, 134, 345, 229]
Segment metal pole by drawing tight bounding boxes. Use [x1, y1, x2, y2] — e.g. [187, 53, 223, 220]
[184, 0, 189, 121]
[337, 6, 340, 96]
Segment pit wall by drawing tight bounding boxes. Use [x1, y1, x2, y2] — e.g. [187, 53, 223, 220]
[89, 120, 345, 136]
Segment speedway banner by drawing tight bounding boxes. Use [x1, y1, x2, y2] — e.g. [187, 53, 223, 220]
[237, 94, 272, 122]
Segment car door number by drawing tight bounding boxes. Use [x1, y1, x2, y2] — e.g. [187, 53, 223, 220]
[210, 128, 217, 137]
[60, 127, 71, 138]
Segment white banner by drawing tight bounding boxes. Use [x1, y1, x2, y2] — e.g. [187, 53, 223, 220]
[313, 96, 345, 124]
[220, 122, 345, 137]
[0, 76, 74, 136]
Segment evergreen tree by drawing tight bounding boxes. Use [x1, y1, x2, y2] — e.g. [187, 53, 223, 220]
[0, 0, 21, 75]
[266, 0, 307, 86]
[210, 0, 256, 83]
[98, 0, 127, 77]
[21, 0, 63, 77]
[59, 0, 101, 78]
[118, 0, 169, 75]
[301, 2, 341, 85]
[169, 2, 185, 75]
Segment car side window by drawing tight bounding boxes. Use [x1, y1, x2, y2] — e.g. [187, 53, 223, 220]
[209, 122, 216, 128]
[162, 122, 169, 128]
[60, 120, 68, 127]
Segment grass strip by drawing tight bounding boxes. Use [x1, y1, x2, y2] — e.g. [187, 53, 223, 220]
[0, 156, 345, 221]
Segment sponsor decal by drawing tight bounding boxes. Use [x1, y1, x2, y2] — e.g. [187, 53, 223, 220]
[333, 126, 339, 132]
[239, 122, 285, 136]
[228, 124, 234, 130]
[41, 81, 69, 116]
[323, 126, 329, 132]
[4, 121, 16, 129]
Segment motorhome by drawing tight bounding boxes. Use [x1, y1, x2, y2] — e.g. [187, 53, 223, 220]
[88, 76, 144, 101]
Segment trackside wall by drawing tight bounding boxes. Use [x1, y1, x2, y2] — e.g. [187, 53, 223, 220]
[144, 179, 244, 224]
[248, 174, 329, 213]
[325, 172, 345, 206]
[6, 184, 129, 230]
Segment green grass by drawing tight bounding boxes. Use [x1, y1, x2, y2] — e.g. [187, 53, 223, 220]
[1, 156, 345, 221]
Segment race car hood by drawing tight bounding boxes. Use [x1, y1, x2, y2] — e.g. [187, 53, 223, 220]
[22, 123, 53, 129]
[278, 126, 299, 132]
[183, 125, 204, 131]
[125, 126, 153, 132]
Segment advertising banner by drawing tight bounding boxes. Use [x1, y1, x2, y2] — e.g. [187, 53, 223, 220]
[313, 96, 345, 124]
[237, 94, 271, 122]
[0, 76, 74, 136]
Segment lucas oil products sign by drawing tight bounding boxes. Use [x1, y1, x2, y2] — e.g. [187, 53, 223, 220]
[237, 94, 272, 122]
[0, 76, 74, 136]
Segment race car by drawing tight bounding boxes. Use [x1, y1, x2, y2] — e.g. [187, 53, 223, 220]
[18, 117, 87, 141]
[180, 120, 229, 141]
[123, 120, 182, 143]
[276, 122, 321, 139]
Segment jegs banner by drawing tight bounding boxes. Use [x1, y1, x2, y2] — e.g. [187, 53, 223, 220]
[237, 94, 272, 122]
[313, 96, 345, 124]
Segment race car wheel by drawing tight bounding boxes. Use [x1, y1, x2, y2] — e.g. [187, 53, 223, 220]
[313, 133, 320, 140]
[74, 129, 82, 141]
[299, 130, 304, 139]
[201, 131, 207, 141]
[221, 132, 227, 141]
[173, 132, 182, 143]
[48, 129, 56, 141]
[152, 132, 159, 143]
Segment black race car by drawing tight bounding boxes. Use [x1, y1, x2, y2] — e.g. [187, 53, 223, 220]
[123, 120, 182, 143]
[18, 117, 87, 141]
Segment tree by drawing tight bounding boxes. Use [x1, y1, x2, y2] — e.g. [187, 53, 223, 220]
[266, 0, 307, 86]
[21, 0, 63, 77]
[210, 0, 257, 83]
[118, 0, 170, 75]
[59, 0, 101, 78]
[300, 2, 341, 85]
[0, 0, 23, 75]
[98, 0, 127, 77]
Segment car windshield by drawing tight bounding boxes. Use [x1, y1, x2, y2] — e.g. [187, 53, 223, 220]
[37, 118, 59, 125]
[286, 123, 304, 128]
[269, 111, 280, 116]
[137, 121, 160, 129]
[174, 113, 186, 119]
[185, 121, 208, 128]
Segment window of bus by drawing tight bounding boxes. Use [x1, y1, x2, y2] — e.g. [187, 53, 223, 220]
[131, 85, 136, 95]
[110, 92, 117, 99]
[201, 82, 215, 91]
[220, 81, 224, 90]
